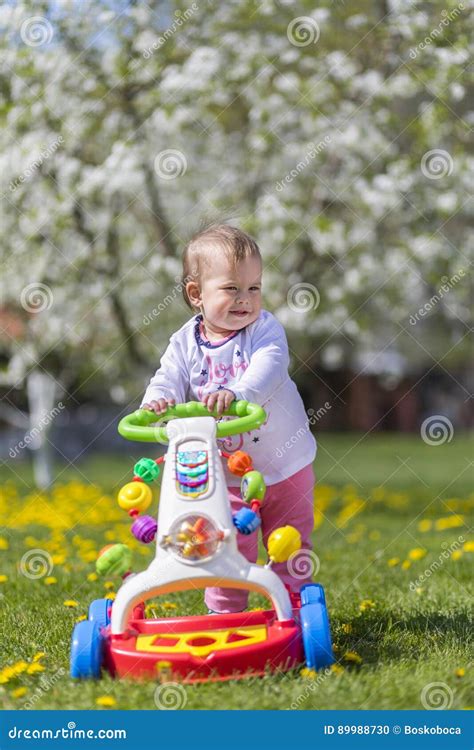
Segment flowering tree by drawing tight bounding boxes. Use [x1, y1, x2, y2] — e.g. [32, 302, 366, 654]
[0, 0, 471, 430]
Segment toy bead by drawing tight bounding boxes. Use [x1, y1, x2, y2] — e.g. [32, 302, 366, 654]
[117, 481, 152, 514]
[233, 507, 261, 535]
[227, 450, 253, 476]
[96, 543, 132, 577]
[131, 515, 158, 544]
[240, 470, 266, 504]
[267, 526, 301, 563]
[133, 457, 161, 483]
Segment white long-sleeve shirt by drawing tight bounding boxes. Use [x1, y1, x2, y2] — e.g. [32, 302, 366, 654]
[140, 309, 317, 486]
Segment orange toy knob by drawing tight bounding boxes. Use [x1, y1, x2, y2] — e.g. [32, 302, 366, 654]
[227, 450, 253, 476]
[117, 481, 152, 514]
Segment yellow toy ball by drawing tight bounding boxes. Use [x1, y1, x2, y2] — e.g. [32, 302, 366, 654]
[117, 481, 152, 513]
[267, 525, 301, 563]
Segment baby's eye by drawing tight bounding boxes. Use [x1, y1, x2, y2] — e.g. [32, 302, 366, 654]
[250, 286, 261, 291]
[223, 286, 238, 291]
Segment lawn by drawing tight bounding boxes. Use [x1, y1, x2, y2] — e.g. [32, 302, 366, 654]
[0, 433, 472, 710]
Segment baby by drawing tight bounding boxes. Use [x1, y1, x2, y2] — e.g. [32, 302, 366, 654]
[141, 223, 317, 614]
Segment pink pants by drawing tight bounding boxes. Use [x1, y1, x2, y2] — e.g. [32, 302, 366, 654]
[204, 462, 315, 613]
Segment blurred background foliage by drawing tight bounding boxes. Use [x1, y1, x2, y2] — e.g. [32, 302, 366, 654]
[0, 0, 472, 482]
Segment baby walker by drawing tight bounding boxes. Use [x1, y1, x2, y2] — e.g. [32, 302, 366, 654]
[70, 400, 334, 682]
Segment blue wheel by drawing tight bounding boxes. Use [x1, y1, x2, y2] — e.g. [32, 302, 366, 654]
[88, 598, 112, 629]
[300, 583, 334, 669]
[70, 620, 104, 679]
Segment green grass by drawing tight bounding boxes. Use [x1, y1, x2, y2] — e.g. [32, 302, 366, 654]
[0, 433, 473, 710]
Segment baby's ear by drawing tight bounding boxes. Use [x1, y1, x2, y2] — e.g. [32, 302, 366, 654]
[185, 280, 201, 307]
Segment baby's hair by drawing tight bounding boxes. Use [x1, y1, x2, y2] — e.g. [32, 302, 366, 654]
[181, 223, 262, 310]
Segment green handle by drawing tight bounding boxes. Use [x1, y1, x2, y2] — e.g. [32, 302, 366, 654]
[118, 400, 266, 444]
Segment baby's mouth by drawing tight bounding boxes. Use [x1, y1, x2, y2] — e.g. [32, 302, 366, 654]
[230, 311, 249, 317]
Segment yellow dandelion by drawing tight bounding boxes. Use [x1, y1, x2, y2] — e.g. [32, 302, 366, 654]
[341, 623, 352, 634]
[44, 577, 57, 585]
[331, 664, 345, 675]
[104, 581, 115, 590]
[387, 557, 400, 567]
[9, 661, 29, 676]
[401, 560, 411, 569]
[343, 651, 362, 664]
[455, 668, 465, 678]
[451, 550, 463, 561]
[75, 615, 87, 623]
[96, 695, 116, 707]
[300, 667, 317, 679]
[418, 519, 432, 533]
[63, 600, 79, 608]
[0, 574, 8, 583]
[33, 652, 46, 662]
[415, 587, 423, 595]
[435, 516, 465, 531]
[408, 548, 427, 561]
[81, 551, 98, 563]
[11, 687, 28, 699]
[105, 592, 116, 601]
[87, 572, 98, 582]
[161, 602, 178, 610]
[359, 599, 376, 612]
[0, 537, 9, 550]
[462, 541, 474, 553]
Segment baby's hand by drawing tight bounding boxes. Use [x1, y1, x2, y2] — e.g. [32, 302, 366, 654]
[202, 389, 235, 417]
[141, 398, 176, 415]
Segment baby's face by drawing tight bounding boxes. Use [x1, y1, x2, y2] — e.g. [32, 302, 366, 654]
[198, 254, 262, 332]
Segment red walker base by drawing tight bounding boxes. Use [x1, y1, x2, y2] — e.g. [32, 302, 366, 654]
[104, 604, 304, 683]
